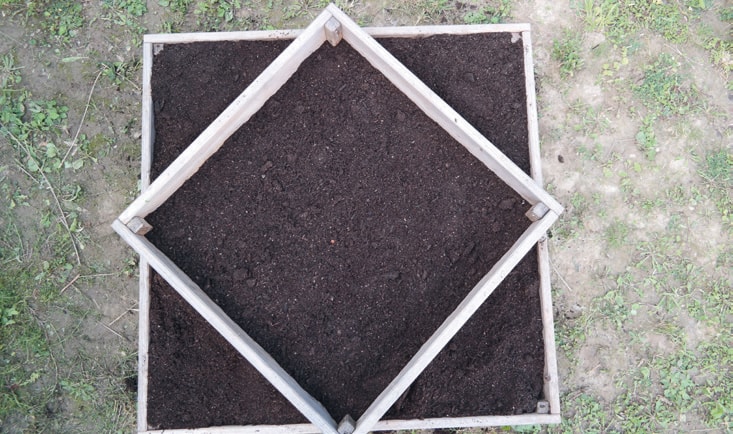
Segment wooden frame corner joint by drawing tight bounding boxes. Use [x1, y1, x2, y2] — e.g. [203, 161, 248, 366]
[525, 202, 550, 222]
[338, 415, 356, 434]
[127, 216, 153, 235]
[325, 17, 343, 46]
[536, 400, 550, 414]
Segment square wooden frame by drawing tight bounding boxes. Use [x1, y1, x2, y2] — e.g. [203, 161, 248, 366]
[114, 5, 563, 433]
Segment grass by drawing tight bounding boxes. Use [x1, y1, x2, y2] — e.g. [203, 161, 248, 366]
[634, 53, 697, 117]
[462, 0, 512, 24]
[603, 220, 629, 249]
[194, 0, 241, 30]
[552, 192, 591, 241]
[1, 0, 732, 432]
[575, 0, 692, 44]
[399, 0, 513, 26]
[551, 30, 584, 78]
[634, 115, 657, 161]
[550, 4, 731, 432]
[698, 148, 732, 228]
[559, 393, 608, 433]
[1, 47, 135, 430]
[101, 0, 148, 44]
[0, 0, 84, 45]
[613, 341, 732, 432]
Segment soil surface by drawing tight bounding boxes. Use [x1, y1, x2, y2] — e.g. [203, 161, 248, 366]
[146, 33, 544, 428]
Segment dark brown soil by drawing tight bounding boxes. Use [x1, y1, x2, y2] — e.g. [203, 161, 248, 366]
[146, 33, 544, 429]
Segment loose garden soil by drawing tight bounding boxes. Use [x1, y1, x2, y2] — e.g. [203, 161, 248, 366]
[145, 33, 544, 429]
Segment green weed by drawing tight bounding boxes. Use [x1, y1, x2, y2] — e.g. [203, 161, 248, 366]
[600, 44, 629, 82]
[101, 0, 147, 42]
[60, 378, 96, 402]
[698, 149, 732, 228]
[35, 0, 84, 43]
[634, 53, 697, 117]
[414, 0, 451, 23]
[635, 115, 657, 160]
[630, 1, 688, 43]
[103, 0, 147, 18]
[194, 0, 241, 29]
[0, 54, 76, 174]
[704, 37, 733, 71]
[0, 267, 52, 425]
[685, 0, 713, 11]
[100, 60, 141, 90]
[575, 0, 690, 44]
[0, 0, 83, 43]
[719, 6, 733, 22]
[690, 277, 731, 328]
[555, 313, 588, 360]
[604, 220, 629, 249]
[159, 0, 192, 14]
[553, 192, 590, 240]
[397, 0, 512, 25]
[552, 30, 584, 78]
[462, 0, 512, 24]
[1, 50, 84, 294]
[613, 339, 732, 432]
[698, 340, 733, 427]
[635, 233, 694, 302]
[696, 20, 732, 87]
[568, 100, 610, 141]
[614, 364, 655, 432]
[575, 0, 620, 34]
[560, 393, 609, 433]
[576, 142, 603, 161]
[699, 148, 731, 186]
[596, 285, 639, 331]
[41, 0, 84, 42]
[281, 1, 312, 21]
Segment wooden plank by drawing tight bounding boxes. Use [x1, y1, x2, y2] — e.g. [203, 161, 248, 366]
[522, 30, 543, 185]
[352, 210, 559, 434]
[523, 31, 561, 416]
[112, 220, 339, 434]
[142, 24, 531, 45]
[327, 5, 562, 216]
[118, 9, 332, 224]
[140, 413, 561, 434]
[143, 424, 319, 434]
[363, 23, 530, 37]
[538, 238, 561, 414]
[373, 413, 561, 430]
[144, 29, 303, 44]
[138, 259, 150, 432]
[141, 41, 154, 192]
[138, 65, 153, 430]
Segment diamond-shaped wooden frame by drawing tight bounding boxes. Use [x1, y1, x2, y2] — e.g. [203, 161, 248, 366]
[114, 4, 563, 433]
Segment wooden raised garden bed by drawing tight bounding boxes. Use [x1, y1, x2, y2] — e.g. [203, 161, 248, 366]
[113, 5, 563, 433]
